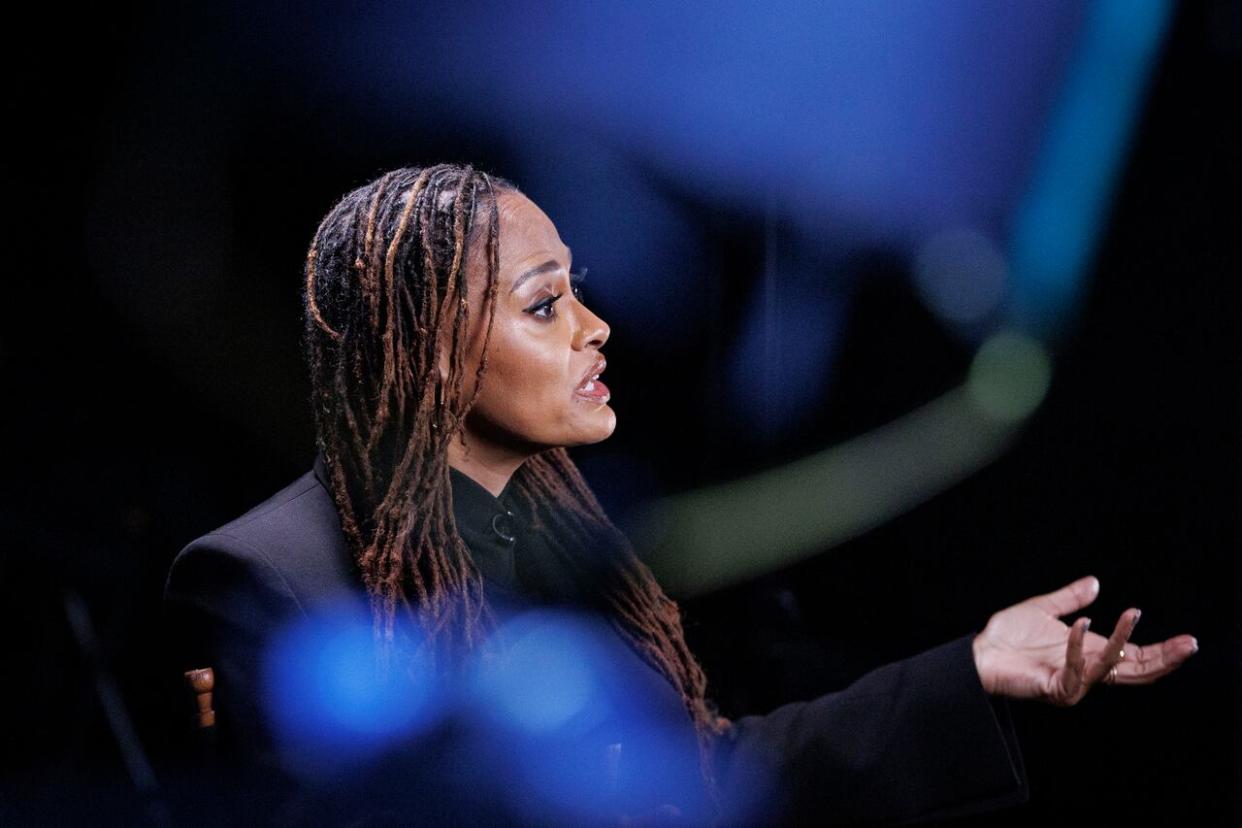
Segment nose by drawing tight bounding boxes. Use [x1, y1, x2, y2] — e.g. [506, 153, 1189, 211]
[573, 303, 610, 351]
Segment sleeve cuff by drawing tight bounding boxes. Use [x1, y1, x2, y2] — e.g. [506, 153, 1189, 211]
[877, 632, 1030, 825]
[711, 632, 1030, 826]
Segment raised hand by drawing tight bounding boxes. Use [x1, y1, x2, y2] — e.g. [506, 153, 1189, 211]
[970, 575, 1198, 705]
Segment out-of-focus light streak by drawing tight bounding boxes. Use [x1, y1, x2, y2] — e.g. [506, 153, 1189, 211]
[1007, 0, 1173, 336]
[967, 332, 1052, 424]
[635, 333, 1052, 597]
[632, 0, 1168, 595]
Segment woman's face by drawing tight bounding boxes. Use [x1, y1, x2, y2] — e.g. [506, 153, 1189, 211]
[451, 190, 615, 458]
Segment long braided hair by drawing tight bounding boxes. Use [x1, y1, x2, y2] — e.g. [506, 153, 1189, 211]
[300, 163, 731, 814]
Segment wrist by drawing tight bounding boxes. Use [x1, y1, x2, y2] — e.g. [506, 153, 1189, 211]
[972, 632, 996, 695]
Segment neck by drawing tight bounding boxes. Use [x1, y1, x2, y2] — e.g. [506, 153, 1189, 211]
[446, 433, 529, 498]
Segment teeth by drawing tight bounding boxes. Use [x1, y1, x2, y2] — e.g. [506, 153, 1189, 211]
[581, 381, 595, 392]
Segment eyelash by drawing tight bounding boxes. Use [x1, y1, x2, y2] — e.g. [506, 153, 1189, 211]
[528, 268, 588, 321]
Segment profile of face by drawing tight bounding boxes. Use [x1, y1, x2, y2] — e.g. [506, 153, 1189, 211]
[447, 190, 615, 468]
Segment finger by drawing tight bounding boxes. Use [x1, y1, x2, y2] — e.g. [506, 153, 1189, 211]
[1092, 608, 1142, 684]
[1031, 574, 1100, 618]
[1055, 617, 1090, 702]
[1109, 635, 1199, 685]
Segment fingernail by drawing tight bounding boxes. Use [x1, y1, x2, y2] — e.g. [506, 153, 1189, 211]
[1190, 637, 1199, 653]
[1083, 618, 1091, 632]
[1133, 609, 1141, 624]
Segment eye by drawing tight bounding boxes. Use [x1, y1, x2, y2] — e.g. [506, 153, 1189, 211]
[528, 293, 564, 321]
[525, 267, 589, 322]
[569, 267, 588, 302]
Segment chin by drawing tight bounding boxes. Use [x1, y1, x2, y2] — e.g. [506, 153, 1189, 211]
[594, 405, 618, 440]
[570, 405, 617, 445]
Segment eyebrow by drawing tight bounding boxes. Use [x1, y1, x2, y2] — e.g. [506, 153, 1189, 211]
[511, 248, 573, 294]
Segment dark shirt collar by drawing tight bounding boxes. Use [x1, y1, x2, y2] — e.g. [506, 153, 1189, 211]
[447, 466, 529, 599]
[445, 465, 521, 531]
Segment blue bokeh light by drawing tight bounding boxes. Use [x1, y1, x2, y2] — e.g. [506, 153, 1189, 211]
[260, 599, 447, 775]
[913, 226, 1009, 333]
[470, 608, 614, 734]
[460, 607, 712, 823]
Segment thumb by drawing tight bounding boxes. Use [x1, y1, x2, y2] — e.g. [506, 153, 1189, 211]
[1031, 574, 1100, 618]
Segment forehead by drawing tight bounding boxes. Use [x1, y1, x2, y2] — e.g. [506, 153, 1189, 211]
[495, 191, 571, 273]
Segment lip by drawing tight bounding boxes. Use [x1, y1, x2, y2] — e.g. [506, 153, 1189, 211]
[575, 355, 607, 391]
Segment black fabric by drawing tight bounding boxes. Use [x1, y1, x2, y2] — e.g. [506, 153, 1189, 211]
[163, 454, 1030, 825]
[445, 461, 525, 598]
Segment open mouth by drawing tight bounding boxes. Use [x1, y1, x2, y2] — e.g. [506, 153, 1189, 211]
[574, 357, 611, 402]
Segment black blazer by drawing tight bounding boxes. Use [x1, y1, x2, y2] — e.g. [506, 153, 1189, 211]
[163, 456, 1030, 826]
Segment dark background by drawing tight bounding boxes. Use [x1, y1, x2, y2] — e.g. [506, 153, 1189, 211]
[3, 1, 1237, 825]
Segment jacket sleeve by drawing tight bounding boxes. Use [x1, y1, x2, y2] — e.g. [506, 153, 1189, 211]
[162, 531, 307, 795]
[711, 633, 1029, 826]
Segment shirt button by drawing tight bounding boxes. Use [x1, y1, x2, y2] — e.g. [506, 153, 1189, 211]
[491, 510, 517, 544]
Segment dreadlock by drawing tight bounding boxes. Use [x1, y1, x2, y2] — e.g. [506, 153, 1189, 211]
[300, 163, 733, 817]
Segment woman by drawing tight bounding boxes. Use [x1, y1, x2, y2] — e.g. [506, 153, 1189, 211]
[164, 163, 1198, 826]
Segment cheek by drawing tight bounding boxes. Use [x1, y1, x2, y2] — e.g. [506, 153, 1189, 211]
[474, 329, 568, 426]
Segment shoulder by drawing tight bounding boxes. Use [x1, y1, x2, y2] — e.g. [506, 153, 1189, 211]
[208, 468, 327, 545]
[165, 467, 362, 616]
